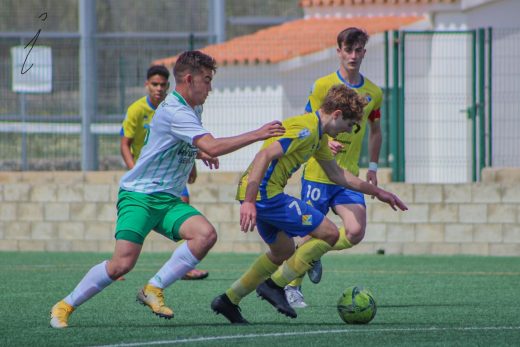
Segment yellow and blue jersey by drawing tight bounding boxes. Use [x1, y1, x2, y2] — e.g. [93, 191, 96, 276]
[303, 71, 382, 181]
[236, 112, 334, 201]
[120, 96, 157, 161]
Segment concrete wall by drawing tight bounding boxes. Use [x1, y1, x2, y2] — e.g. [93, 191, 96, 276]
[0, 169, 519, 256]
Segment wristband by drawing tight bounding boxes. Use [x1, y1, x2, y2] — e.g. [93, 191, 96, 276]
[368, 162, 378, 172]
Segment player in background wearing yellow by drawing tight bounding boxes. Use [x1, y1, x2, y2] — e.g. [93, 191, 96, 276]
[284, 27, 383, 308]
[211, 85, 407, 324]
[50, 51, 285, 328]
[120, 65, 208, 280]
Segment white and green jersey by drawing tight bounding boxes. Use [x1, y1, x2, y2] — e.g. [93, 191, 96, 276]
[120, 90, 208, 197]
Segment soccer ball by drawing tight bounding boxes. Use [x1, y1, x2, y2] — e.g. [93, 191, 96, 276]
[337, 286, 377, 324]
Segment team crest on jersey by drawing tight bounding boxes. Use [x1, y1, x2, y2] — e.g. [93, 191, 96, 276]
[298, 128, 311, 139]
[302, 214, 313, 226]
[365, 94, 372, 103]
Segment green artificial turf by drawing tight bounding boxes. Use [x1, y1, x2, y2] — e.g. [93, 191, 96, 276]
[1, 252, 519, 346]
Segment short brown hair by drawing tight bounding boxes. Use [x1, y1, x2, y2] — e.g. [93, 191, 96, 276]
[337, 27, 369, 49]
[173, 51, 217, 83]
[321, 84, 366, 121]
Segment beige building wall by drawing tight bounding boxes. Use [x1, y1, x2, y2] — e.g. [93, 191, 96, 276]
[0, 169, 519, 256]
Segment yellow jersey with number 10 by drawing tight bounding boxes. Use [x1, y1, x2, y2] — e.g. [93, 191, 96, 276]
[303, 71, 382, 182]
[236, 112, 334, 201]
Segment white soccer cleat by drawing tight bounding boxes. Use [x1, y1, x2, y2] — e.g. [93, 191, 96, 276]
[284, 285, 308, 308]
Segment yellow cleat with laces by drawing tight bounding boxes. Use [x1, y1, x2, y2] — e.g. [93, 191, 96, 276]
[136, 284, 174, 319]
[50, 300, 75, 328]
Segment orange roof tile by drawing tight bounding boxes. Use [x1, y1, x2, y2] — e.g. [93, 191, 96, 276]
[154, 16, 423, 67]
[300, 0, 457, 7]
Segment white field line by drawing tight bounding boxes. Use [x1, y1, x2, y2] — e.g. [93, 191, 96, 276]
[91, 325, 520, 347]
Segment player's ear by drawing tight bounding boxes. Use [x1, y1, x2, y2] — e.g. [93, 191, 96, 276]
[332, 109, 343, 120]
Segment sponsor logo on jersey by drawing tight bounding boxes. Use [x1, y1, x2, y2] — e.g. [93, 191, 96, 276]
[298, 128, 311, 139]
[302, 214, 313, 226]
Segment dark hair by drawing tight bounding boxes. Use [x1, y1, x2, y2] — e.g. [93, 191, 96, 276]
[173, 51, 217, 83]
[337, 27, 369, 49]
[147, 65, 170, 80]
[321, 84, 366, 121]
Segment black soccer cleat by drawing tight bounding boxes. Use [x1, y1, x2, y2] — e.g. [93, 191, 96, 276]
[211, 294, 250, 324]
[307, 259, 323, 284]
[256, 279, 297, 318]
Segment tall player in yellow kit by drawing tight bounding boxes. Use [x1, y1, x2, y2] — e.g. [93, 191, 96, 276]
[284, 27, 384, 308]
[210, 85, 407, 324]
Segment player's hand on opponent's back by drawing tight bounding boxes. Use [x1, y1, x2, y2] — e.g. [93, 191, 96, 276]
[255, 121, 285, 140]
[328, 140, 344, 155]
[240, 202, 257, 232]
[374, 189, 408, 211]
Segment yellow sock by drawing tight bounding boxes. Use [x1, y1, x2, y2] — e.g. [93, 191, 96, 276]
[286, 228, 352, 287]
[331, 227, 353, 251]
[286, 243, 304, 287]
[287, 274, 304, 287]
[271, 238, 332, 288]
[225, 253, 278, 305]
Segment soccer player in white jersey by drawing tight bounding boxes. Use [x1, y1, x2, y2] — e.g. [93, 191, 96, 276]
[50, 51, 285, 328]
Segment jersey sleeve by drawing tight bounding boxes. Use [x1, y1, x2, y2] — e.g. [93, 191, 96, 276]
[305, 80, 327, 113]
[121, 104, 139, 138]
[368, 88, 383, 122]
[312, 135, 334, 161]
[170, 107, 209, 145]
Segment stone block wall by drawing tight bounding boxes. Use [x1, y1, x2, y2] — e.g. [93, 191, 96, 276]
[0, 169, 519, 256]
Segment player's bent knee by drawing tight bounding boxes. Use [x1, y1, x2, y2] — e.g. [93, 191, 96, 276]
[107, 260, 134, 279]
[312, 219, 339, 246]
[322, 223, 339, 247]
[347, 225, 365, 245]
[196, 225, 218, 250]
[325, 229, 340, 247]
[270, 250, 294, 264]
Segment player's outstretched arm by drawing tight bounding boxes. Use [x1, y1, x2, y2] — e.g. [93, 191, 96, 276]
[318, 158, 408, 211]
[240, 142, 285, 232]
[193, 121, 284, 158]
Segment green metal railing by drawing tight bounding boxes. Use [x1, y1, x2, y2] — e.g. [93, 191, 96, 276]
[385, 29, 493, 182]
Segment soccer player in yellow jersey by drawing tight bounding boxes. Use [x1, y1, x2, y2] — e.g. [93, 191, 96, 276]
[284, 27, 383, 308]
[119, 65, 208, 280]
[211, 85, 407, 324]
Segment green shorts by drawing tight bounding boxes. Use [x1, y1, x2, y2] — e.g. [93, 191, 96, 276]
[115, 189, 202, 244]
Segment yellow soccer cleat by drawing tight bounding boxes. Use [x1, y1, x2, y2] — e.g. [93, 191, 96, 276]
[50, 300, 75, 329]
[136, 284, 174, 319]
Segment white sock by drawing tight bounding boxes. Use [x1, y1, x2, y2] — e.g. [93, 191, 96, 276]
[64, 260, 113, 307]
[148, 242, 200, 289]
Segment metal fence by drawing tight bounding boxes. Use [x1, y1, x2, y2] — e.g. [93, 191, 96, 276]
[1, 2, 519, 182]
